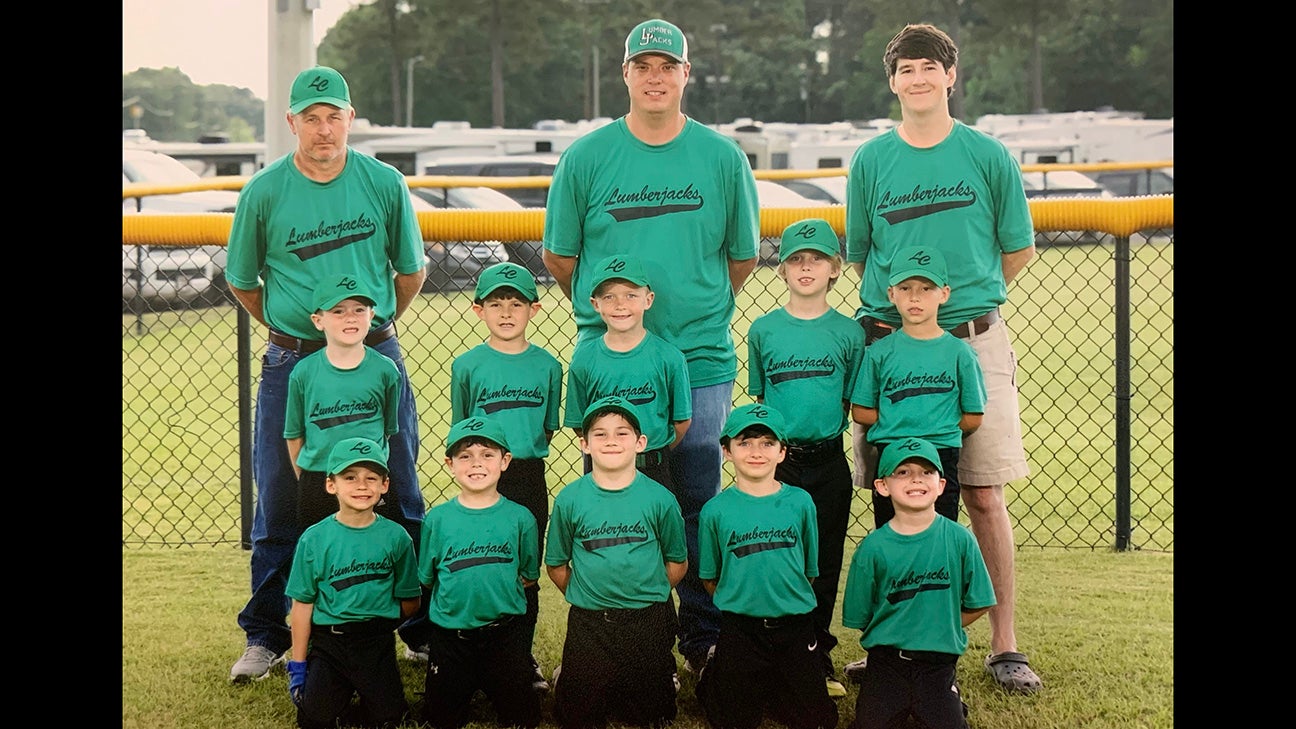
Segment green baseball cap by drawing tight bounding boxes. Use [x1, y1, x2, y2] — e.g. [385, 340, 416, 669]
[444, 416, 510, 457]
[587, 254, 651, 295]
[778, 218, 841, 263]
[888, 246, 949, 287]
[474, 262, 538, 302]
[721, 403, 787, 442]
[312, 274, 376, 312]
[581, 395, 642, 432]
[289, 66, 352, 114]
[877, 437, 943, 477]
[327, 437, 388, 476]
[624, 19, 689, 64]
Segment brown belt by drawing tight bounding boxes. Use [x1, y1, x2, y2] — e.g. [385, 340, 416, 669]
[861, 308, 1001, 343]
[267, 321, 396, 354]
[949, 308, 1001, 339]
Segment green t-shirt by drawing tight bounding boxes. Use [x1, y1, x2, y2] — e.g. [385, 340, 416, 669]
[451, 343, 563, 460]
[698, 483, 819, 617]
[747, 307, 866, 444]
[544, 472, 687, 610]
[284, 346, 402, 471]
[543, 117, 761, 387]
[844, 122, 1035, 327]
[418, 495, 539, 630]
[849, 330, 986, 449]
[563, 332, 692, 450]
[225, 149, 426, 339]
[285, 514, 421, 625]
[841, 515, 996, 656]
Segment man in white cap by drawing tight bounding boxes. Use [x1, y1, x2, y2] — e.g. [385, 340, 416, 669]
[225, 65, 430, 683]
[542, 18, 761, 677]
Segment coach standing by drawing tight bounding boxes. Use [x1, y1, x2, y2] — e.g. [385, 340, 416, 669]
[542, 18, 761, 676]
[224, 66, 428, 683]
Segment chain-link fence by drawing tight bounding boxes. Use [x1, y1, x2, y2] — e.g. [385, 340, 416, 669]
[123, 197, 1173, 553]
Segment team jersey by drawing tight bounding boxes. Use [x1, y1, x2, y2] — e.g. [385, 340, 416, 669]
[225, 149, 425, 339]
[563, 333, 692, 451]
[845, 122, 1035, 327]
[544, 472, 687, 610]
[284, 346, 401, 471]
[747, 307, 865, 444]
[543, 117, 760, 388]
[451, 343, 563, 460]
[849, 330, 986, 449]
[841, 515, 996, 656]
[285, 514, 420, 625]
[418, 495, 539, 630]
[698, 483, 820, 617]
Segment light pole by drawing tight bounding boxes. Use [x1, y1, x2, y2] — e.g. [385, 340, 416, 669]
[406, 55, 425, 127]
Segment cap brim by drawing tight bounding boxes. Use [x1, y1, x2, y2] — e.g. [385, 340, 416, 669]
[583, 407, 640, 432]
[317, 294, 375, 311]
[290, 97, 352, 114]
[625, 50, 687, 64]
[476, 282, 537, 301]
[332, 459, 388, 476]
[888, 270, 944, 287]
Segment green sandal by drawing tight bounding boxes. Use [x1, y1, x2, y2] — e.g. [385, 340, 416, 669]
[984, 651, 1042, 694]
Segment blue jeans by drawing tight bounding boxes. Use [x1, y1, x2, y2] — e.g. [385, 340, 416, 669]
[237, 336, 424, 655]
[665, 381, 732, 661]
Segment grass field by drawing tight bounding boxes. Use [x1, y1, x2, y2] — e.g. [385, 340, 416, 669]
[123, 240, 1172, 551]
[122, 547, 1173, 729]
[123, 237, 1173, 727]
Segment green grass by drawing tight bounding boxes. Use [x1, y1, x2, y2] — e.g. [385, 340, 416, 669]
[122, 547, 1173, 729]
[124, 240, 1173, 551]
[123, 238, 1173, 727]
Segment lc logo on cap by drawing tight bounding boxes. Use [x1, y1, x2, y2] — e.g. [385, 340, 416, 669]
[588, 254, 651, 294]
[444, 416, 510, 456]
[312, 274, 376, 312]
[887, 246, 949, 287]
[778, 218, 840, 263]
[327, 436, 389, 476]
[474, 262, 538, 302]
[877, 436, 943, 477]
[624, 19, 689, 64]
[721, 402, 788, 441]
[289, 66, 353, 114]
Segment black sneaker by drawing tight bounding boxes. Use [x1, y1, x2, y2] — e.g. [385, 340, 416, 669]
[683, 645, 716, 676]
[531, 655, 550, 693]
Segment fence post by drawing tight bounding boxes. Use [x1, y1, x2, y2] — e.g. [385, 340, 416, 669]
[238, 307, 254, 550]
[1113, 234, 1132, 550]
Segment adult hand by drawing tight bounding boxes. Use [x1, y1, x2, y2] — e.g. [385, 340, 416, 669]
[287, 660, 307, 706]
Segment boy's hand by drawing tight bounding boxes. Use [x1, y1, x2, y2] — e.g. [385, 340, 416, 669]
[287, 660, 307, 706]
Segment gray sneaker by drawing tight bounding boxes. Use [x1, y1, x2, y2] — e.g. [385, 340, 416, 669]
[402, 643, 430, 663]
[229, 645, 286, 683]
[843, 656, 868, 684]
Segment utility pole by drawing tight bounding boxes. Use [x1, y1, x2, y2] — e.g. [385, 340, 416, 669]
[406, 55, 424, 126]
[267, 0, 319, 160]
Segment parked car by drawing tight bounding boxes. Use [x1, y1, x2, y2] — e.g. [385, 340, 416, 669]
[123, 148, 240, 309]
[754, 180, 833, 264]
[776, 176, 847, 205]
[122, 245, 219, 312]
[409, 191, 510, 293]
[1020, 170, 1113, 246]
[420, 154, 561, 208]
[1083, 167, 1173, 197]
[410, 184, 552, 285]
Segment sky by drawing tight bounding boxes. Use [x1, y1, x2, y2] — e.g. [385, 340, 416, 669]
[123, 0, 369, 101]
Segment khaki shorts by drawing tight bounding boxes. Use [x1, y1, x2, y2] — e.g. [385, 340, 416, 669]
[852, 317, 1029, 488]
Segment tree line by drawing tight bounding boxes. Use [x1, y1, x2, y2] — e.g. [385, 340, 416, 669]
[122, 0, 1172, 143]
